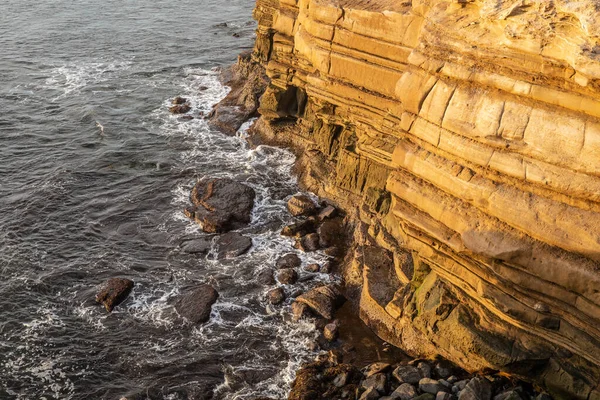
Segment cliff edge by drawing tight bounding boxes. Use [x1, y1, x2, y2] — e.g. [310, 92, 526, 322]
[229, 1, 600, 398]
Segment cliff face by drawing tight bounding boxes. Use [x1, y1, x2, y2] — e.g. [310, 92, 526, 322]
[246, 1, 600, 398]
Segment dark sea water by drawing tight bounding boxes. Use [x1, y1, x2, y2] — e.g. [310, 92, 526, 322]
[0, 1, 340, 398]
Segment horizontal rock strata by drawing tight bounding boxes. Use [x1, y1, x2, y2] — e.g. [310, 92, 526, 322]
[238, 0, 600, 398]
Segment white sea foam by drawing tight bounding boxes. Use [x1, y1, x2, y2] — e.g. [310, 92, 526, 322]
[44, 60, 133, 99]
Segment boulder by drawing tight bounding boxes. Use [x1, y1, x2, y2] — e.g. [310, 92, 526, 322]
[494, 391, 523, 400]
[169, 104, 191, 114]
[317, 205, 337, 221]
[287, 195, 318, 217]
[458, 376, 492, 400]
[208, 105, 249, 135]
[318, 219, 344, 248]
[362, 373, 387, 394]
[392, 383, 418, 400]
[305, 263, 321, 273]
[393, 365, 422, 385]
[175, 284, 219, 324]
[364, 362, 391, 378]
[215, 232, 252, 259]
[276, 253, 301, 269]
[418, 361, 432, 379]
[420, 378, 448, 394]
[295, 285, 344, 319]
[187, 177, 255, 233]
[436, 393, 454, 400]
[95, 278, 134, 312]
[277, 268, 298, 285]
[281, 219, 317, 237]
[359, 387, 379, 400]
[291, 301, 309, 321]
[257, 269, 275, 285]
[172, 96, 188, 105]
[294, 233, 320, 252]
[267, 287, 286, 305]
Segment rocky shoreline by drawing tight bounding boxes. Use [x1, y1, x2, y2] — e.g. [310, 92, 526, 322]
[93, 55, 558, 398]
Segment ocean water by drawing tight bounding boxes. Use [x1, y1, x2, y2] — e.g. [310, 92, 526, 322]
[0, 1, 340, 398]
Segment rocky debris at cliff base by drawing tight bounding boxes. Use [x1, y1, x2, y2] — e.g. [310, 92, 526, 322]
[96, 278, 134, 312]
[294, 284, 344, 320]
[287, 194, 319, 217]
[215, 232, 252, 259]
[175, 284, 219, 324]
[289, 356, 553, 400]
[294, 232, 320, 252]
[281, 219, 317, 237]
[185, 177, 255, 233]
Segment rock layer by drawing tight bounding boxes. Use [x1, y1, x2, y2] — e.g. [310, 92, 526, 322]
[239, 0, 600, 398]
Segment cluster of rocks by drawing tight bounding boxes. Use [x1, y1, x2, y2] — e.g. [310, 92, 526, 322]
[169, 96, 193, 119]
[281, 194, 344, 256]
[288, 357, 553, 400]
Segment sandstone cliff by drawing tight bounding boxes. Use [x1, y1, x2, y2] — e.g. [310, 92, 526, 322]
[236, 1, 600, 398]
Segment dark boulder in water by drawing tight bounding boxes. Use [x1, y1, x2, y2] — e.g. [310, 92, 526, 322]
[95, 278, 134, 312]
[169, 103, 191, 114]
[208, 105, 250, 135]
[276, 253, 301, 269]
[216, 232, 252, 259]
[175, 284, 219, 324]
[172, 96, 188, 105]
[186, 177, 255, 233]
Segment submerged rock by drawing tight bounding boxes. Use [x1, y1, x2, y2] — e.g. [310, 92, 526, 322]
[175, 284, 219, 324]
[186, 177, 255, 233]
[95, 278, 134, 312]
[180, 237, 213, 254]
[215, 232, 252, 259]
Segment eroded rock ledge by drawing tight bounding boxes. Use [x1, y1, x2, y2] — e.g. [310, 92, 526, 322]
[223, 1, 600, 398]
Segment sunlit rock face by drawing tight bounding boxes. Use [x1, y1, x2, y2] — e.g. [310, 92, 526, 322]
[247, 1, 600, 398]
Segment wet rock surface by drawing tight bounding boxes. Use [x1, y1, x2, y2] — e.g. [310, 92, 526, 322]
[95, 278, 134, 312]
[175, 284, 219, 324]
[276, 253, 301, 269]
[186, 177, 255, 233]
[215, 232, 252, 259]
